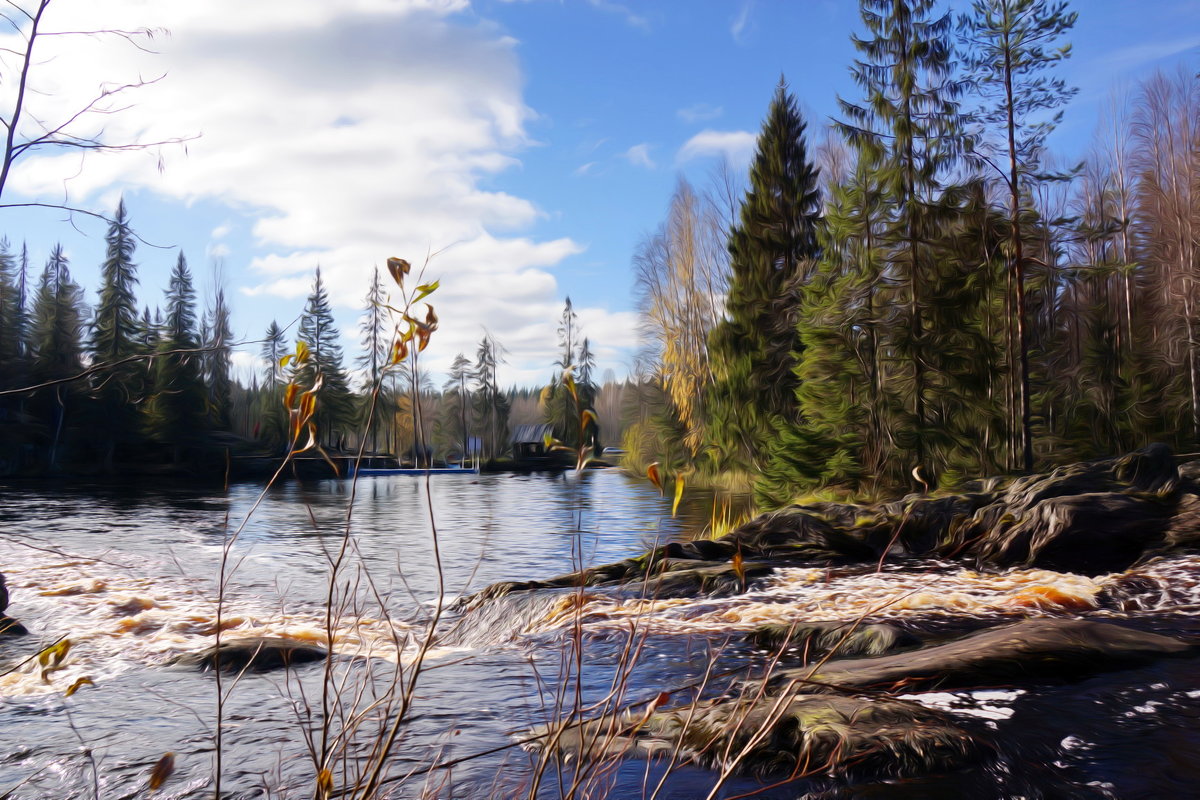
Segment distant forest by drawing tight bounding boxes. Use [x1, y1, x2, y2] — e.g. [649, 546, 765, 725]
[0, 208, 624, 476]
[625, 0, 1200, 507]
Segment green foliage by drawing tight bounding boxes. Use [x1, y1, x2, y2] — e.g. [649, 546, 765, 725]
[203, 285, 234, 431]
[89, 199, 144, 463]
[473, 334, 508, 460]
[296, 267, 354, 448]
[143, 253, 207, 452]
[706, 82, 822, 475]
[0, 238, 25, 408]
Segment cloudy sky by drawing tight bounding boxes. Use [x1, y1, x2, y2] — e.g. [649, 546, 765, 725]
[2, 0, 1197, 387]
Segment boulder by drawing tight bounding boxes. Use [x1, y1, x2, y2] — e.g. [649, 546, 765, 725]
[175, 636, 327, 672]
[748, 620, 920, 658]
[771, 618, 1191, 694]
[0, 572, 26, 636]
[534, 691, 988, 780]
[469, 445, 1200, 605]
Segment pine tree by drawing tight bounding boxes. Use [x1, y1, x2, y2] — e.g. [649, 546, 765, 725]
[89, 199, 143, 465]
[544, 298, 583, 446]
[706, 81, 822, 475]
[959, 0, 1078, 469]
[444, 353, 473, 463]
[296, 267, 353, 447]
[473, 334, 508, 460]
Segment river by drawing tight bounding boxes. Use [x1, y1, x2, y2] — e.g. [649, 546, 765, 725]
[1, 469, 1199, 798]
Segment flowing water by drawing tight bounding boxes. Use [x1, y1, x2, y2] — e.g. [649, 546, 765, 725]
[1, 470, 1199, 799]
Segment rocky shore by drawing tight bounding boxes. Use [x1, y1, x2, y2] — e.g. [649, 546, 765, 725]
[470, 444, 1200, 783]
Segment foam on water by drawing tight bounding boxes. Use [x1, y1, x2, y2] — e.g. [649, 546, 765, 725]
[0, 539, 416, 697]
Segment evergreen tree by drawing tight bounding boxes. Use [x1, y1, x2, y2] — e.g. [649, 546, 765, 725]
[30, 245, 85, 467]
[959, 0, 1078, 469]
[144, 253, 207, 454]
[357, 266, 389, 451]
[473, 334, 508, 460]
[203, 284, 233, 430]
[706, 81, 822, 475]
[444, 352, 474, 463]
[544, 298, 586, 447]
[0, 239, 22, 407]
[89, 199, 143, 465]
[576, 336, 600, 449]
[837, 0, 966, 482]
[296, 267, 353, 447]
[255, 319, 287, 446]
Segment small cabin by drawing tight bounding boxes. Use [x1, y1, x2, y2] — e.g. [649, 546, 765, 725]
[510, 423, 557, 468]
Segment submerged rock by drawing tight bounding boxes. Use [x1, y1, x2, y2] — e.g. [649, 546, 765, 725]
[535, 691, 988, 780]
[174, 637, 327, 672]
[772, 618, 1191, 694]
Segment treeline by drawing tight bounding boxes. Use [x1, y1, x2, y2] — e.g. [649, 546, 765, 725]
[0, 204, 623, 475]
[626, 0, 1200, 507]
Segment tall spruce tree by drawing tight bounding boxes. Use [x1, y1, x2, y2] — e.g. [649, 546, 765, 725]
[705, 81, 822, 475]
[145, 253, 207, 456]
[90, 199, 143, 465]
[296, 267, 353, 447]
[837, 0, 966, 483]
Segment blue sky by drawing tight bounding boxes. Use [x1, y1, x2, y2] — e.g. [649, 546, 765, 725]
[2, 0, 1198, 387]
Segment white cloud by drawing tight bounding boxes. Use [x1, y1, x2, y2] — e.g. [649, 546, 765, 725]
[677, 129, 757, 167]
[677, 103, 724, 123]
[622, 143, 655, 169]
[585, 0, 651, 32]
[1, 0, 625, 380]
[731, 0, 755, 44]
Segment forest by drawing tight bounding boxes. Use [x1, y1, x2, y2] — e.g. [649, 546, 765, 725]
[625, 0, 1200, 508]
[1, 0, 1198, 511]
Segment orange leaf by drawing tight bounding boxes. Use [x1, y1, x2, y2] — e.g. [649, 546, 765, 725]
[389, 338, 409, 365]
[317, 768, 334, 796]
[283, 383, 299, 409]
[148, 752, 175, 790]
[64, 676, 93, 697]
[646, 462, 662, 495]
[731, 548, 746, 586]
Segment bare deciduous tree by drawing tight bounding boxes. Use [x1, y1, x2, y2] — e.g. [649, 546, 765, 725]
[0, 0, 190, 221]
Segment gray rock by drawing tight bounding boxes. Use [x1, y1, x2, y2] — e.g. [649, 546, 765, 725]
[174, 636, 326, 672]
[773, 618, 1191, 694]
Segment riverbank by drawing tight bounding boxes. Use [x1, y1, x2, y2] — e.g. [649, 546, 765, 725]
[468, 443, 1200, 793]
